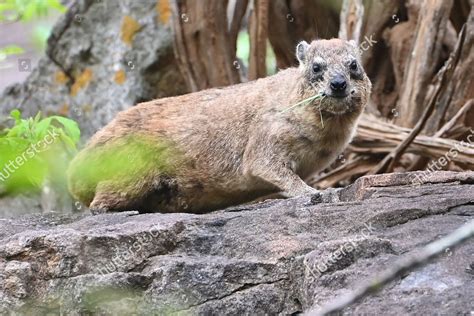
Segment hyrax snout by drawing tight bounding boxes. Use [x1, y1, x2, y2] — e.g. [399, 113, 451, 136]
[68, 38, 372, 214]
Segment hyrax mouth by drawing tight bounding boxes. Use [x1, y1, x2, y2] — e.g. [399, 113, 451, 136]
[318, 90, 356, 115]
[327, 92, 349, 99]
[323, 89, 355, 100]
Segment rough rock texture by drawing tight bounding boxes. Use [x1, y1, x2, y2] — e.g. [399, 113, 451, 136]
[0, 0, 186, 139]
[0, 171, 473, 315]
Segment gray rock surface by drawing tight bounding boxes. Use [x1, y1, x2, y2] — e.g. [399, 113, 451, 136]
[0, 171, 473, 315]
[0, 0, 186, 139]
[0, 194, 42, 219]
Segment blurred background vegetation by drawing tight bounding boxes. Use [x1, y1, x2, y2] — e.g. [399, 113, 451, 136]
[0, 0, 64, 90]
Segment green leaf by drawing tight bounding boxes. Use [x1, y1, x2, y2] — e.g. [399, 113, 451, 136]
[33, 111, 42, 124]
[57, 129, 76, 152]
[21, 3, 36, 21]
[0, 3, 16, 13]
[47, 0, 66, 13]
[1, 0, 66, 22]
[34, 117, 52, 139]
[10, 109, 21, 122]
[50, 116, 81, 143]
[0, 45, 24, 56]
[0, 109, 81, 196]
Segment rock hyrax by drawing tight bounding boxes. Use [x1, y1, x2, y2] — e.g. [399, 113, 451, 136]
[68, 38, 372, 213]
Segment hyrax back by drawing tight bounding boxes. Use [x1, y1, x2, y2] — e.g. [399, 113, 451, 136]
[68, 38, 371, 214]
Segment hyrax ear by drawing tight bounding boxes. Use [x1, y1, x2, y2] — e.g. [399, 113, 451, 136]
[296, 41, 309, 65]
[348, 39, 361, 57]
[348, 39, 358, 47]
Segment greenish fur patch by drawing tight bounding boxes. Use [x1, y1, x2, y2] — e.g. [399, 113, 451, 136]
[69, 134, 184, 202]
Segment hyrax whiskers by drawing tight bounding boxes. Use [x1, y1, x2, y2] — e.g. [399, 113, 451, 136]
[68, 38, 372, 214]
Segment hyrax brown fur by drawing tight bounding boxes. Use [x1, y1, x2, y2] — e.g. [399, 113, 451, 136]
[68, 39, 372, 214]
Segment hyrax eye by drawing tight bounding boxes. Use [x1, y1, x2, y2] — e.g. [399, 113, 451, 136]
[312, 63, 322, 73]
[350, 60, 358, 71]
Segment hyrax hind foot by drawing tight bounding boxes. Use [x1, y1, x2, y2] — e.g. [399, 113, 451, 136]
[88, 181, 145, 214]
[87, 176, 179, 214]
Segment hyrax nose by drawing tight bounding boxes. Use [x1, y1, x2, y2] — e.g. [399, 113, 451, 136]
[330, 76, 347, 92]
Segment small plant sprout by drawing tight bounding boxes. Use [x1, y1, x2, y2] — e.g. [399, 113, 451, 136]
[0, 110, 80, 195]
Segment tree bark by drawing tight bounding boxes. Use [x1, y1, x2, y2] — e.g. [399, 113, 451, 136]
[171, 0, 241, 91]
[267, 0, 340, 69]
[338, 0, 364, 44]
[396, 0, 454, 128]
[248, 0, 269, 80]
[425, 6, 474, 134]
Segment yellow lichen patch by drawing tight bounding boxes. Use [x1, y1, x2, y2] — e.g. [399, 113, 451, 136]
[114, 69, 126, 84]
[58, 104, 69, 116]
[71, 68, 93, 96]
[121, 15, 141, 46]
[54, 71, 69, 84]
[156, 0, 171, 24]
[47, 253, 62, 271]
[83, 104, 93, 114]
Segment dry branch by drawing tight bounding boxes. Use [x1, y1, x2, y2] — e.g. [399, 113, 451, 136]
[435, 99, 473, 138]
[309, 113, 474, 189]
[308, 220, 474, 315]
[354, 114, 474, 165]
[396, 0, 454, 128]
[308, 156, 377, 189]
[369, 24, 467, 174]
[427, 6, 474, 133]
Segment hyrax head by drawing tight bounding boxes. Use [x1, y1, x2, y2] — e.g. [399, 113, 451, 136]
[296, 38, 371, 115]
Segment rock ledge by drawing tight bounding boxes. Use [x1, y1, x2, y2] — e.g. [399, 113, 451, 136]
[0, 171, 473, 315]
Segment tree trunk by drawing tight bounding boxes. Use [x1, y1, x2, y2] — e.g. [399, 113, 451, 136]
[395, 0, 454, 128]
[267, 0, 340, 69]
[171, 0, 241, 91]
[248, 0, 269, 79]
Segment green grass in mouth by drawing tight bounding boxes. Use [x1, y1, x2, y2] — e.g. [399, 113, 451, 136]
[280, 93, 324, 114]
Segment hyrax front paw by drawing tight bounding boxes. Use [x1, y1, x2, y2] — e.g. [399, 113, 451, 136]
[309, 191, 324, 204]
[89, 203, 110, 215]
[308, 187, 341, 205]
[89, 198, 114, 215]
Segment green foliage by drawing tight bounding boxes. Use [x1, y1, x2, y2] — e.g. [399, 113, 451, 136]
[236, 30, 277, 75]
[236, 31, 250, 68]
[0, 110, 80, 195]
[0, 0, 66, 61]
[0, 0, 65, 22]
[32, 24, 52, 51]
[0, 45, 24, 62]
